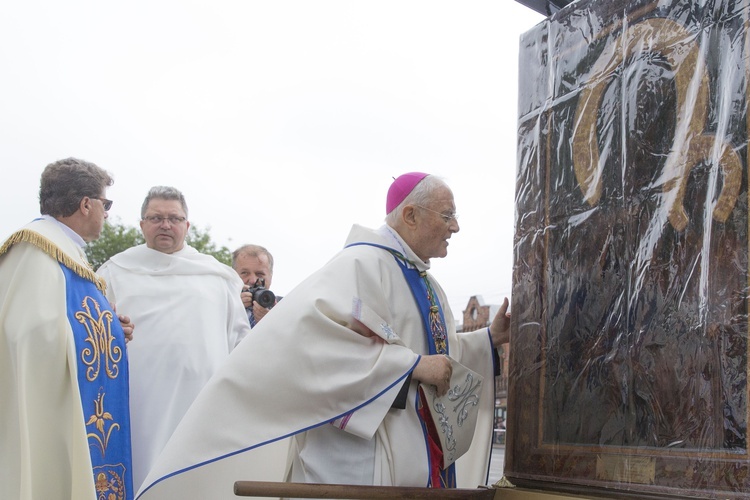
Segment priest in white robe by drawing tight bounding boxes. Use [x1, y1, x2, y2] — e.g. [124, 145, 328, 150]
[0, 158, 134, 500]
[136, 173, 510, 499]
[97, 186, 251, 491]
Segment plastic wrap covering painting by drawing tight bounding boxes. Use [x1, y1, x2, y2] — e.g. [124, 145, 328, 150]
[507, 0, 749, 497]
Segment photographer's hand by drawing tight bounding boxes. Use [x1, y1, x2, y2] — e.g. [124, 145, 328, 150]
[240, 289, 254, 309]
[252, 301, 271, 323]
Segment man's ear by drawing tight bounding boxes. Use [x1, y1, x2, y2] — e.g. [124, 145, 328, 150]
[79, 196, 92, 215]
[402, 205, 418, 228]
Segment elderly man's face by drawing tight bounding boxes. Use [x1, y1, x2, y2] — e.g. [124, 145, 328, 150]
[234, 252, 273, 288]
[140, 198, 190, 254]
[410, 184, 460, 262]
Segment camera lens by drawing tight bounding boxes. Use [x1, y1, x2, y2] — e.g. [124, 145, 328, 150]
[254, 289, 276, 309]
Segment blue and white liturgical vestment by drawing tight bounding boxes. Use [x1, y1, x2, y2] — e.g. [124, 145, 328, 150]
[62, 263, 134, 499]
[0, 219, 133, 500]
[134, 224, 496, 500]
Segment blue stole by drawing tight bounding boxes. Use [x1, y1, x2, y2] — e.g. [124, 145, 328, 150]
[346, 242, 456, 487]
[61, 264, 134, 500]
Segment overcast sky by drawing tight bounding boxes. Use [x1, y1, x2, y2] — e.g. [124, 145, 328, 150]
[0, 1, 543, 321]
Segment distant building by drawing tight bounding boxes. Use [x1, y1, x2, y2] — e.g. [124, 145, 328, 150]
[460, 295, 508, 444]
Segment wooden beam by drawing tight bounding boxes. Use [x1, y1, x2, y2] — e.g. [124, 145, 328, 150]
[234, 481, 497, 499]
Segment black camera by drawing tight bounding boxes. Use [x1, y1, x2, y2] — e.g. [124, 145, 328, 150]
[245, 279, 276, 309]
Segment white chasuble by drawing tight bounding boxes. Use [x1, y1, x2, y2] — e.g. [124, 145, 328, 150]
[136, 225, 497, 499]
[98, 243, 251, 490]
[0, 219, 133, 500]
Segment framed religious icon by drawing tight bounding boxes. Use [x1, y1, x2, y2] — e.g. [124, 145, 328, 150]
[507, 0, 750, 497]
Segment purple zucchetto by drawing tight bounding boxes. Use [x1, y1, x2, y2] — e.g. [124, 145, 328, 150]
[386, 172, 429, 214]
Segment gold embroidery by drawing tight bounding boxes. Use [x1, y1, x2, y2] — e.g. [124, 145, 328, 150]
[572, 17, 740, 231]
[0, 228, 106, 292]
[76, 296, 122, 381]
[86, 390, 121, 457]
[93, 466, 126, 500]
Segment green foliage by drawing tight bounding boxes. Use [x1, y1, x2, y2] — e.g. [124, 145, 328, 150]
[186, 225, 232, 266]
[86, 218, 233, 269]
[86, 218, 144, 270]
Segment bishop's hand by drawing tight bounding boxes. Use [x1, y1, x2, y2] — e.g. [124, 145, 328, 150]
[489, 297, 511, 347]
[413, 354, 452, 396]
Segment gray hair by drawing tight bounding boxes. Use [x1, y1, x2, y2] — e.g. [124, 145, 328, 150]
[39, 158, 114, 217]
[232, 244, 274, 273]
[385, 174, 446, 225]
[140, 186, 189, 218]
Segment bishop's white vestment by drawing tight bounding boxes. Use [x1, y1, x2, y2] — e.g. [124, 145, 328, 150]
[97, 243, 251, 491]
[135, 224, 497, 499]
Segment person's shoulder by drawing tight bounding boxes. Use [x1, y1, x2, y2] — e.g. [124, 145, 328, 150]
[1, 219, 76, 263]
[181, 246, 242, 283]
[99, 244, 146, 266]
[343, 225, 399, 254]
[97, 244, 161, 277]
[0, 231, 52, 264]
[112, 243, 146, 258]
[344, 224, 386, 246]
[180, 245, 225, 266]
[323, 239, 396, 280]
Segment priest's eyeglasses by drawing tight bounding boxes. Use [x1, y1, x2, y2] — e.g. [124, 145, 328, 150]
[93, 197, 113, 211]
[414, 205, 458, 223]
[142, 215, 187, 225]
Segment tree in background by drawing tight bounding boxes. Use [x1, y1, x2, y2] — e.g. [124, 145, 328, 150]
[86, 219, 144, 270]
[186, 225, 232, 266]
[86, 218, 232, 269]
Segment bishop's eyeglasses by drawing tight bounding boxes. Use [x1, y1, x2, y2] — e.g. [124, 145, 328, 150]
[414, 205, 459, 223]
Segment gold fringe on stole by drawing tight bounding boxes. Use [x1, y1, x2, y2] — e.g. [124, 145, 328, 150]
[0, 229, 107, 293]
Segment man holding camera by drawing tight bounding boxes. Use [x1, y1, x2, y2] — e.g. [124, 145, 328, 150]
[97, 186, 251, 492]
[135, 173, 510, 500]
[232, 244, 279, 327]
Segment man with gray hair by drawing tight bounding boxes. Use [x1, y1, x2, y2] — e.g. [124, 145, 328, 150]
[97, 186, 251, 491]
[136, 172, 510, 499]
[0, 158, 135, 500]
[232, 244, 279, 326]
